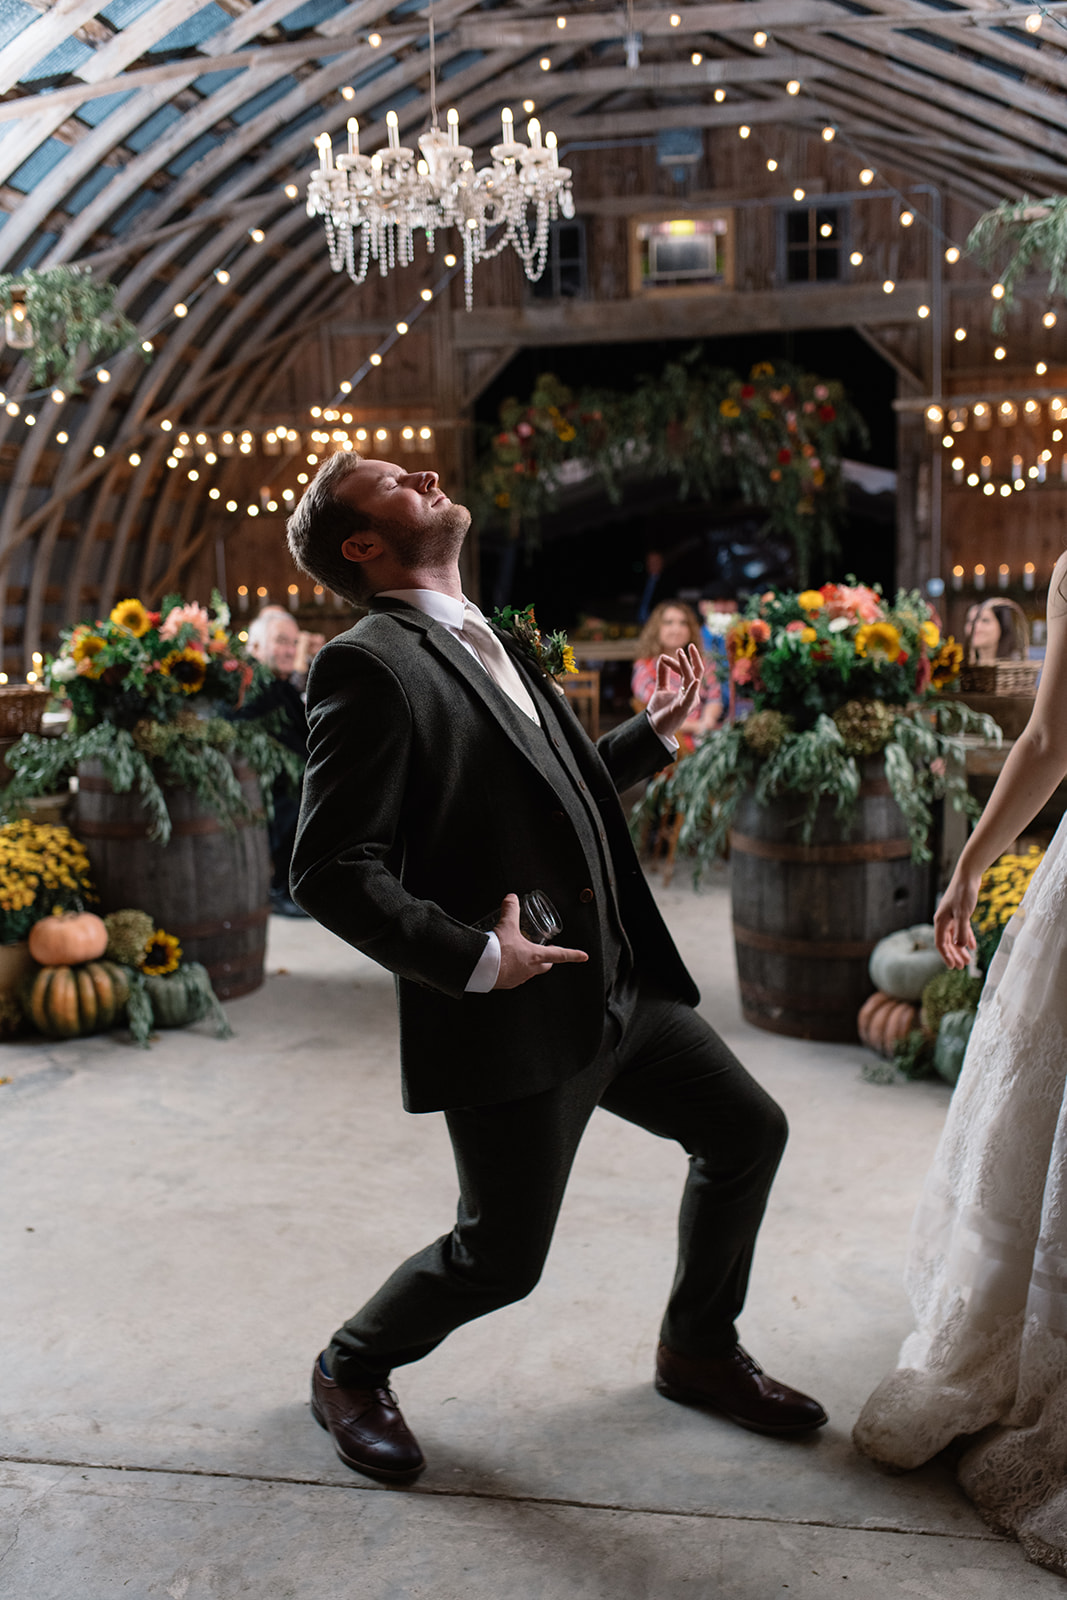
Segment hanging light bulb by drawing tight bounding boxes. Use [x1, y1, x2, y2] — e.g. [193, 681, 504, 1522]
[4, 288, 32, 350]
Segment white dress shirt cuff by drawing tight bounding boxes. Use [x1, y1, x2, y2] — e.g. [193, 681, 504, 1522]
[465, 931, 501, 993]
[647, 710, 679, 755]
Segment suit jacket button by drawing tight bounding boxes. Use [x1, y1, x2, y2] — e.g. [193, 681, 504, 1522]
[579, 887, 594, 903]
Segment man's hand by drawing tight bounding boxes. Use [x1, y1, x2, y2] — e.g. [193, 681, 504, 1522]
[491, 893, 589, 990]
[645, 644, 706, 741]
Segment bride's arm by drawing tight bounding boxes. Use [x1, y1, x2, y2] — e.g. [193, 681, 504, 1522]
[935, 548, 1067, 967]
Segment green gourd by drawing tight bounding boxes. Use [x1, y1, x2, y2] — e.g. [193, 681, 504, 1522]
[869, 926, 946, 1001]
[143, 962, 232, 1038]
[933, 1009, 977, 1086]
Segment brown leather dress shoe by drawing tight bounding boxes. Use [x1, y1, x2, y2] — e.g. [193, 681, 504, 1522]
[311, 1356, 426, 1481]
[655, 1343, 828, 1437]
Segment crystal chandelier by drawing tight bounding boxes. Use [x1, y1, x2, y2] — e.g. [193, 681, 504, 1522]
[305, 20, 574, 311]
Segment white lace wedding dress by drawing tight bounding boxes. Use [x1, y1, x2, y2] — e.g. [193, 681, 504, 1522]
[854, 809, 1067, 1576]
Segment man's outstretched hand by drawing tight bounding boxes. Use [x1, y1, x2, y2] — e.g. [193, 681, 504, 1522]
[645, 644, 706, 741]
[490, 893, 589, 990]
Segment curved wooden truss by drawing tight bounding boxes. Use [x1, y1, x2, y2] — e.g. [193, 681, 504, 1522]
[0, 0, 1065, 662]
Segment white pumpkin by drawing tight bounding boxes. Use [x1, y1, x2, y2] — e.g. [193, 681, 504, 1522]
[868, 925, 946, 1001]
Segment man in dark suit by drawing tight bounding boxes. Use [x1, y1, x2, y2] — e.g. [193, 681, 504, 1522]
[287, 453, 826, 1482]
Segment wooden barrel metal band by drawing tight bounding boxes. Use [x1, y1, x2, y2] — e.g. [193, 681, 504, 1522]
[738, 1004, 852, 1040]
[79, 769, 258, 793]
[729, 830, 913, 864]
[203, 947, 266, 982]
[167, 906, 270, 940]
[738, 977, 852, 1015]
[857, 777, 892, 797]
[76, 812, 264, 839]
[733, 922, 878, 961]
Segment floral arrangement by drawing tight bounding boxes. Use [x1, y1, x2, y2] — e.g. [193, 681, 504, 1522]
[492, 603, 578, 679]
[0, 265, 149, 392]
[0, 592, 302, 844]
[102, 906, 230, 1046]
[0, 820, 96, 945]
[646, 581, 1000, 871]
[973, 845, 1045, 971]
[474, 355, 865, 583]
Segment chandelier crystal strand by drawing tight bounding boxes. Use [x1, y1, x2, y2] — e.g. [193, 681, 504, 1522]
[305, 56, 573, 310]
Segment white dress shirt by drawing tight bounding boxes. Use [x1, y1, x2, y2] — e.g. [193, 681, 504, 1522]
[375, 587, 675, 993]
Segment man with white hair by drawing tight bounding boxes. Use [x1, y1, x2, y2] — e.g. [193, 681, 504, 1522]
[242, 606, 309, 917]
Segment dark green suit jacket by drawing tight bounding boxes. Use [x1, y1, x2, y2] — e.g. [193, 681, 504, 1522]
[290, 598, 699, 1112]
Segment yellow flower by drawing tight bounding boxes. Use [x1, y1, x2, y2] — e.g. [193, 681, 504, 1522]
[797, 590, 825, 612]
[931, 636, 963, 688]
[159, 647, 207, 695]
[800, 626, 817, 643]
[920, 619, 941, 649]
[494, 492, 511, 509]
[751, 361, 775, 378]
[71, 633, 107, 676]
[109, 598, 151, 636]
[561, 645, 578, 675]
[719, 398, 742, 418]
[855, 622, 902, 660]
[141, 929, 182, 977]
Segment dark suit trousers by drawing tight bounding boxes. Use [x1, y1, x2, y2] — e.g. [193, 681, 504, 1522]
[326, 985, 788, 1386]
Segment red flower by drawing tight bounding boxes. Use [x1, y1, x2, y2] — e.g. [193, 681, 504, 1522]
[147, 611, 161, 626]
[819, 404, 836, 423]
[777, 448, 792, 465]
[915, 655, 932, 695]
[740, 384, 755, 399]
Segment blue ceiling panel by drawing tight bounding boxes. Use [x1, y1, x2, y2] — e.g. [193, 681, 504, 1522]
[16, 232, 58, 271]
[148, 1, 231, 53]
[192, 67, 244, 96]
[370, 83, 420, 120]
[231, 76, 298, 124]
[439, 49, 484, 81]
[167, 130, 220, 175]
[8, 138, 69, 194]
[125, 103, 183, 152]
[0, 0, 41, 51]
[108, 189, 157, 233]
[100, 0, 163, 26]
[278, 0, 348, 33]
[65, 166, 116, 214]
[77, 90, 137, 127]
[21, 36, 95, 81]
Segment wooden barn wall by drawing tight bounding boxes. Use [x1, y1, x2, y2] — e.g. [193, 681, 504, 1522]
[1, 121, 1054, 670]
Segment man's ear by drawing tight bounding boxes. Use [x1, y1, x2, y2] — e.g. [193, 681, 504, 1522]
[341, 531, 384, 566]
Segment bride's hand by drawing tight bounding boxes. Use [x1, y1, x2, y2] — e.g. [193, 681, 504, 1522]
[934, 873, 981, 968]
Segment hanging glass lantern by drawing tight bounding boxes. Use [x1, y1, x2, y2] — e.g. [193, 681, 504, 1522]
[4, 287, 33, 349]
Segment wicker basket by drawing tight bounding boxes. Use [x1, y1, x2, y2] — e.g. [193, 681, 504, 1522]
[0, 684, 50, 737]
[958, 660, 1042, 695]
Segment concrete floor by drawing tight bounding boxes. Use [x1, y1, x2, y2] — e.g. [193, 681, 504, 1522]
[1, 870, 1062, 1599]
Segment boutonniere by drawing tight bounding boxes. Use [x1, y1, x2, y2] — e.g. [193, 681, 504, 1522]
[491, 603, 578, 679]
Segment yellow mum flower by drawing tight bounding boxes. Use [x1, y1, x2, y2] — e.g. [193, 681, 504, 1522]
[159, 647, 207, 695]
[141, 930, 182, 977]
[800, 626, 817, 643]
[797, 590, 825, 612]
[855, 622, 902, 660]
[561, 645, 578, 675]
[109, 598, 151, 636]
[719, 398, 742, 418]
[920, 619, 941, 649]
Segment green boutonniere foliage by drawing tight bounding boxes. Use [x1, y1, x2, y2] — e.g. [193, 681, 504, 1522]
[491, 604, 578, 680]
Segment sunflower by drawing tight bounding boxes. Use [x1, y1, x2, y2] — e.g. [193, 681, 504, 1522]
[159, 646, 207, 694]
[855, 621, 902, 660]
[70, 633, 107, 677]
[931, 636, 964, 689]
[140, 929, 182, 977]
[920, 619, 941, 650]
[561, 644, 578, 675]
[109, 598, 151, 636]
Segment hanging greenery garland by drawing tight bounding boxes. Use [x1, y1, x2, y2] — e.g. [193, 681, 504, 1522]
[967, 196, 1067, 331]
[0, 265, 149, 392]
[472, 351, 866, 586]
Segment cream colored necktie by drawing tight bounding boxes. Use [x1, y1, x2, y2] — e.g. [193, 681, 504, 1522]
[459, 605, 539, 724]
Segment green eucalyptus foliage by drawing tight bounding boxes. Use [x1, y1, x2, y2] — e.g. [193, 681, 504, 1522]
[0, 266, 149, 392]
[968, 196, 1067, 331]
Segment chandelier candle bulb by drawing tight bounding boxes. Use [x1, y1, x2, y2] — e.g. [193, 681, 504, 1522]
[317, 133, 333, 173]
[980, 455, 992, 480]
[348, 119, 359, 157]
[501, 106, 513, 144]
[528, 118, 542, 149]
[288, 585, 300, 611]
[1012, 455, 1023, 481]
[974, 565, 986, 591]
[952, 565, 964, 591]
[546, 131, 558, 166]
[448, 107, 460, 145]
[1025, 562, 1036, 590]
[386, 111, 400, 151]
[999, 565, 1010, 589]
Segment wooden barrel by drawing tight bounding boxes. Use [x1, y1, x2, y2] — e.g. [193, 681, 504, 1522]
[75, 760, 270, 1000]
[730, 768, 933, 1042]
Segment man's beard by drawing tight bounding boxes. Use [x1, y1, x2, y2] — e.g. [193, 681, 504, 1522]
[379, 502, 471, 570]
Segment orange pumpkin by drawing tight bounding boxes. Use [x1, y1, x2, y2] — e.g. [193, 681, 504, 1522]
[28, 910, 108, 967]
[25, 960, 129, 1039]
[858, 990, 919, 1058]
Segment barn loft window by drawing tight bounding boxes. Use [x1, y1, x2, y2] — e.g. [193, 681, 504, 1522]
[529, 219, 587, 300]
[630, 214, 733, 293]
[782, 205, 846, 284]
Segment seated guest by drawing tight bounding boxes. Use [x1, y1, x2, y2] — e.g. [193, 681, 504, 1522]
[965, 599, 1029, 663]
[632, 601, 721, 753]
[239, 607, 309, 918]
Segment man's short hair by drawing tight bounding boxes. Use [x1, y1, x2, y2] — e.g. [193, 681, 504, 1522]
[286, 451, 376, 605]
